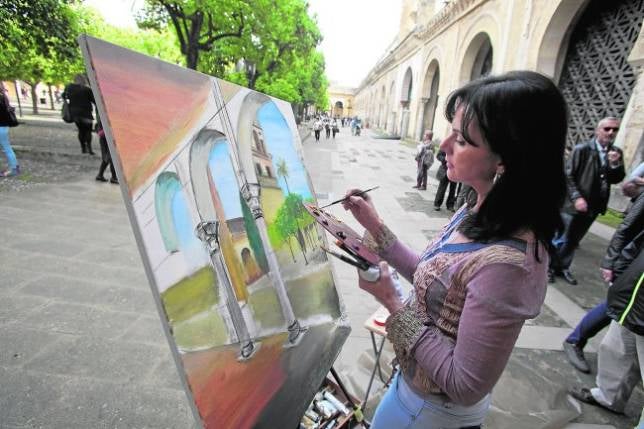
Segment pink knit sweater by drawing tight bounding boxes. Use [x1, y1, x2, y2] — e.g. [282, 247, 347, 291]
[372, 209, 548, 405]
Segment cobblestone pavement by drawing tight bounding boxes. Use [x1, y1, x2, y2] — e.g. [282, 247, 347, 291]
[0, 118, 641, 428]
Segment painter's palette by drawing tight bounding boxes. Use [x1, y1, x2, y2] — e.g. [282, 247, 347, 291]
[303, 203, 379, 266]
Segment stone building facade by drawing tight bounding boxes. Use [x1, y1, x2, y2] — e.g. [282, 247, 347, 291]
[327, 84, 355, 118]
[354, 0, 644, 170]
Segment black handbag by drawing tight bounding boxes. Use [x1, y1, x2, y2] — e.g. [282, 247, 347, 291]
[0, 101, 19, 127]
[62, 99, 73, 123]
[6, 106, 18, 127]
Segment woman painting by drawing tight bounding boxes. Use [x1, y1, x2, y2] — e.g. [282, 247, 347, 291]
[343, 71, 568, 428]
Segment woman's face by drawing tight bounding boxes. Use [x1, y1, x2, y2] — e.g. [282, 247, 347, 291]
[439, 105, 501, 194]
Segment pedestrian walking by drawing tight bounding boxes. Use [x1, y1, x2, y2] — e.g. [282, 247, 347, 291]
[549, 117, 626, 285]
[342, 71, 568, 429]
[94, 115, 118, 184]
[413, 130, 435, 190]
[63, 74, 96, 155]
[332, 120, 339, 138]
[568, 236, 644, 421]
[562, 168, 644, 373]
[0, 82, 20, 177]
[325, 121, 331, 139]
[313, 118, 322, 142]
[433, 150, 457, 211]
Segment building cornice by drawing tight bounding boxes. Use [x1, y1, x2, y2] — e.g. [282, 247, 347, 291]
[357, 0, 489, 92]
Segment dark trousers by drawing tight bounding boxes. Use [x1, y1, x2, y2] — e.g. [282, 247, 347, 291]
[74, 118, 93, 154]
[434, 176, 456, 209]
[566, 301, 610, 348]
[314, 130, 320, 141]
[325, 128, 330, 138]
[97, 136, 116, 179]
[416, 164, 428, 188]
[550, 211, 597, 271]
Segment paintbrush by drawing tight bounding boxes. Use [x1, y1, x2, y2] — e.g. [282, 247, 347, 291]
[320, 245, 370, 271]
[319, 186, 379, 209]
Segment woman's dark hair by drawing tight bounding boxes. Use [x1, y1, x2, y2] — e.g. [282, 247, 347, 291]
[445, 70, 567, 246]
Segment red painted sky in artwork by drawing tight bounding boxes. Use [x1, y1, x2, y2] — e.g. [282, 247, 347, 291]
[86, 37, 213, 193]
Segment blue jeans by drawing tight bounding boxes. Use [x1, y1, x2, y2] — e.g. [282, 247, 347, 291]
[566, 301, 610, 349]
[0, 126, 17, 171]
[371, 372, 490, 429]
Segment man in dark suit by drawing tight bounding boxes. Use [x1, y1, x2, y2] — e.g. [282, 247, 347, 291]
[549, 117, 626, 285]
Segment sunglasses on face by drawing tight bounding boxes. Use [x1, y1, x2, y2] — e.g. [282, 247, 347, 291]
[603, 127, 619, 132]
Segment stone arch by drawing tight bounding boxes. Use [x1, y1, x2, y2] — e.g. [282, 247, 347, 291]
[419, 58, 441, 137]
[400, 67, 414, 103]
[400, 67, 414, 137]
[535, 0, 590, 80]
[333, 100, 344, 117]
[387, 80, 396, 133]
[378, 85, 386, 128]
[154, 171, 183, 253]
[458, 14, 500, 83]
[460, 32, 493, 83]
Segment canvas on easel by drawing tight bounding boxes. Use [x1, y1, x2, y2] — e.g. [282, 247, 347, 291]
[79, 35, 350, 429]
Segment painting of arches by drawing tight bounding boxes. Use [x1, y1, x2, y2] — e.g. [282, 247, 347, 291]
[81, 35, 349, 429]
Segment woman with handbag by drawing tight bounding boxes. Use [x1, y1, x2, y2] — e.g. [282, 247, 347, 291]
[0, 82, 20, 177]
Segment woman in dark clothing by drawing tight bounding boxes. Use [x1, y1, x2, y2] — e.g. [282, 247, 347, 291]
[94, 115, 118, 184]
[63, 74, 95, 154]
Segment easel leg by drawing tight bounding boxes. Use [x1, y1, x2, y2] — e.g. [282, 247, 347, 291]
[363, 333, 386, 414]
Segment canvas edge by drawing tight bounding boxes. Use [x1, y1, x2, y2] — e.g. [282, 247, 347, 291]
[78, 33, 204, 429]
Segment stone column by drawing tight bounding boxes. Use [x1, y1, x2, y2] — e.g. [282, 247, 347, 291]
[240, 182, 305, 346]
[195, 221, 257, 360]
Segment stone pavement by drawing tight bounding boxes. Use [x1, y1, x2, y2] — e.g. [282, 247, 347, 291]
[0, 119, 641, 428]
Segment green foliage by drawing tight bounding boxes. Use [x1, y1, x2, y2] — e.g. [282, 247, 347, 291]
[138, 0, 246, 69]
[270, 193, 312, 245]
[240, 192, 269, 273]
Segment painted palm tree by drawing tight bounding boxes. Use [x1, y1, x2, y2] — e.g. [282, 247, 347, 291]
[276, 158, 308, 264]
[276, 158, 291, 194]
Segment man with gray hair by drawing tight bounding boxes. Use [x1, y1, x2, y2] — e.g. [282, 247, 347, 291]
[549, 117, 626, 285]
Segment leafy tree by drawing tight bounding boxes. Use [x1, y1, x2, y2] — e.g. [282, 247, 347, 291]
[137, 0, 246, 69]
[270, 193, 310, 264]
[0, 0, 79, 113]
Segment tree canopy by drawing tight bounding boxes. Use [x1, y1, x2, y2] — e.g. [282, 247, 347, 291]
[0, 0, 329, 114]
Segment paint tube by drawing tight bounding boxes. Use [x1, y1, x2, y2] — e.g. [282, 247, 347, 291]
[314, 399, 337, 419]
[305, 408, 321, 423]
[323, 418, 337, 428]
[300, 414, 319, 429]
[322, 391, 350, 416]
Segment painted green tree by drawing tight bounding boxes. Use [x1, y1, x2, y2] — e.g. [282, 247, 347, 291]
[240, 192, 269, 273]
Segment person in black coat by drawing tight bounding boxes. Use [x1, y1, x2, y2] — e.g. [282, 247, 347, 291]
[549, 117, 626, 285]
[562, 174, 644, 373]
[62, 74, 95, 155]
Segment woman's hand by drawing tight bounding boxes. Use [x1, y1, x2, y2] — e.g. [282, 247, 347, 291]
[358, 261, 404, 314]
[341, 188, 383, 234]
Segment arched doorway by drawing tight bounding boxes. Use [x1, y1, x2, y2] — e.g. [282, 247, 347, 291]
[333, 101, 343, 117]
[460, 32, 494, 83]
[420, 60, 440, 139]
[558, 0, 644, 147]
[387, 81, 396, 133]
[400, 67, 413, 138]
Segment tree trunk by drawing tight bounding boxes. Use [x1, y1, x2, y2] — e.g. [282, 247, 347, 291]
[48, 85, 55, 110]
[13, 81, 22, 117]
[29, 83, 38, 115]
[186, 45, 199, 70]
